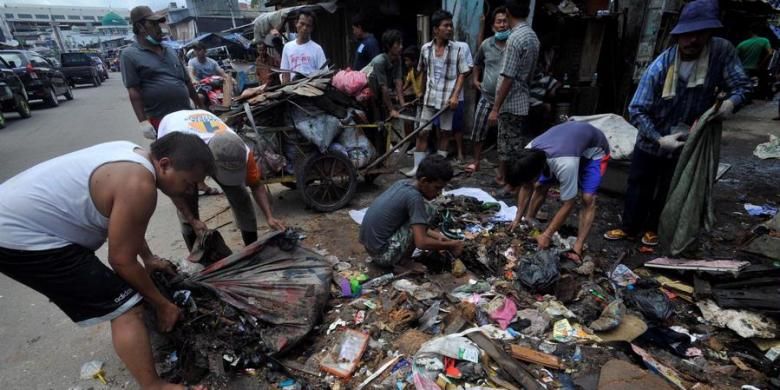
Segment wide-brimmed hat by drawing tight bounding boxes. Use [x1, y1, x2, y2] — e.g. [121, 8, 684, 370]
[130, 6, 166, 25]
[670, 0, 723, 35]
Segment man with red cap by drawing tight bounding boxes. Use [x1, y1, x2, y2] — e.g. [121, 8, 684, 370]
[604, 0, 750, 246]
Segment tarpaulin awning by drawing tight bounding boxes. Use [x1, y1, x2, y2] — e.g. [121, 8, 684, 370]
[185, 32, 253, 50]
[252, 1, 338, 43]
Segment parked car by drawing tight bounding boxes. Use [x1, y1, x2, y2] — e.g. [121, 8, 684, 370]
[86, 53, 109, 80]
[60, 52, 102, 88]
[0, 56, 31, 127]
[0, 50, 72, 108]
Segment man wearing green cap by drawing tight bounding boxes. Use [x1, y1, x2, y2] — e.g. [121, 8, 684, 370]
[604, 0, 750, 246]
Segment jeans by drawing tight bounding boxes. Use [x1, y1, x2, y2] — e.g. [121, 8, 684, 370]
[621, 147, 679, 235]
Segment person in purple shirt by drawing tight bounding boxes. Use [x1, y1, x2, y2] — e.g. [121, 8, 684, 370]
[505, 121, 610, 262]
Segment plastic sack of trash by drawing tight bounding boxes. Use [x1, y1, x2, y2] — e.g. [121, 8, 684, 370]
[290, 105, 343, 153]
[332, 69, 368, 96]
[338, 126, 377, 168]
[569, 114, 638, 160]
[625, 281, 674, 322]
[516, 249, 560, 292]
[187, 231, 333, 353]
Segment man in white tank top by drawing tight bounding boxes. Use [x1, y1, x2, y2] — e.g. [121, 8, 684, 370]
[0, 132, 214, 390]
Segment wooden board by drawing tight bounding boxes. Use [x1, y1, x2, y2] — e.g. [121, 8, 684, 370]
[509, 345, 564, 370]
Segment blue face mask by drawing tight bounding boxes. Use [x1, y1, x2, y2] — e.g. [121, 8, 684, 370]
[494, 30, 510, 41]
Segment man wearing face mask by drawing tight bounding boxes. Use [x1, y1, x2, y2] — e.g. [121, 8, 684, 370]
[121, 6, 205, 140]
[466, 6, 509, 174]
[604, 0, 750, 246]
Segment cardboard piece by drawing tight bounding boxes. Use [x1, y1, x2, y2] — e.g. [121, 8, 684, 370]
[595, 314, 648, 342]
[645, 258, 750, 273]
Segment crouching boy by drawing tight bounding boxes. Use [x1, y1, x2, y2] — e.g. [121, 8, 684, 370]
[506, 121, 610, 262]
[360, 155, 464, 267]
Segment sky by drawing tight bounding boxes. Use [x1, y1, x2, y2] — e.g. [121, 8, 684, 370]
[1, 0, 250, 11]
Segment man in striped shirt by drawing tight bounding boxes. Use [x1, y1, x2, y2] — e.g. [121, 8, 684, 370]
[403, 9, 471, 177]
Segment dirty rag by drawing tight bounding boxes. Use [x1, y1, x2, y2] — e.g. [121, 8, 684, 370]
[658, 104, 721, 255]
[662, 44, 709, 100]
[753, 134, 780, 159]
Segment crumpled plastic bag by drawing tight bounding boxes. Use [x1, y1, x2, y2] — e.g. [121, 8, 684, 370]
[516, 249, 560, 292]
[290, 105, 342, 153]
[485, 295, 517, 330]
[331, 69, 367, 96]
[589, 299, 626, 331]
[625, 282, 674, 322]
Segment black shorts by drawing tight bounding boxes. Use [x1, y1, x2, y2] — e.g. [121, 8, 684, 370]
[0, 244, 142, 326]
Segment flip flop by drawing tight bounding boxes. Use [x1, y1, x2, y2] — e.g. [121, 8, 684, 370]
[561, 250, 583, 264]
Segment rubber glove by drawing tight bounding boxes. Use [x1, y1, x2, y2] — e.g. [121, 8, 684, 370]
[715, 99, 735, 119]
[139, 120, 156, 140]
[658, 133, 686, 151]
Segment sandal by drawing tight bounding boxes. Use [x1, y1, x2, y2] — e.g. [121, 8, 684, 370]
[641, 231, 659, 246]
[561, 250, 583, 264]
[604, 228, 629, 241]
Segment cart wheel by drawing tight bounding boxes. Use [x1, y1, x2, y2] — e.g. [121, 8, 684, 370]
[297, 152, 357, 212]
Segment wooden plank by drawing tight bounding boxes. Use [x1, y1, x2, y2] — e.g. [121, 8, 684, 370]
[578, 20, 606, 82]
[467, 332, 544, 390]
[509, 345, 564, 370]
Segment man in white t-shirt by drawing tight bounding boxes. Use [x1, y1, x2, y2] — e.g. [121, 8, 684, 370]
[280, 10, 327, 83]
[157, 110, 286, 249]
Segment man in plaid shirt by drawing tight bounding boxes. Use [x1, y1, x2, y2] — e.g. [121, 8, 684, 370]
[403, 9, 471, 177]
[488, 0, 539, 184]
[604, 0, 750, 246]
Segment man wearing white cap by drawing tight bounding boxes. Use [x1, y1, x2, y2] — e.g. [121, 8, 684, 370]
[157, 109, 286, 249]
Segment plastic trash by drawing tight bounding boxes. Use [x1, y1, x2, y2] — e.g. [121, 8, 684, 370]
[452, 280, 491, 294]
[516, 249, 560, 292]
[392, 279, 441, 301]
[320, 329, 370, 378]
[362, 273, 394, 289]
[418, 300, 441, 331]
[517, 308, 550, 337]
[609, 264, 639, 287]
[624, 280, 674, 322]
[332, 69, 368, 96]
[80, 360, 107, 384]
[589, 300, 626, 331]
[486, 295, 518, 330]
[744, 203, 778, 217]
[416, 335, 481, 363]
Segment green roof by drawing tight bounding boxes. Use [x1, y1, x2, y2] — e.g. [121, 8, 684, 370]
[101, 11, 127, 26]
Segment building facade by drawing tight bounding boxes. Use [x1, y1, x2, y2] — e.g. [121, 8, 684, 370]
[1, 4, 129, 45]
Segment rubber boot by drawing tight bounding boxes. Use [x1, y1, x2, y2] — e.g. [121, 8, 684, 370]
[403, 152, 426, 177]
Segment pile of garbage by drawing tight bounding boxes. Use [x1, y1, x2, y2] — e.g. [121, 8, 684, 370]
[150, 231, 332, 387]
[148, 196, 780, 390]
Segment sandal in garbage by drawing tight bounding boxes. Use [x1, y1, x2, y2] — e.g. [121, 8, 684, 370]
[641, 231, 659, 246]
